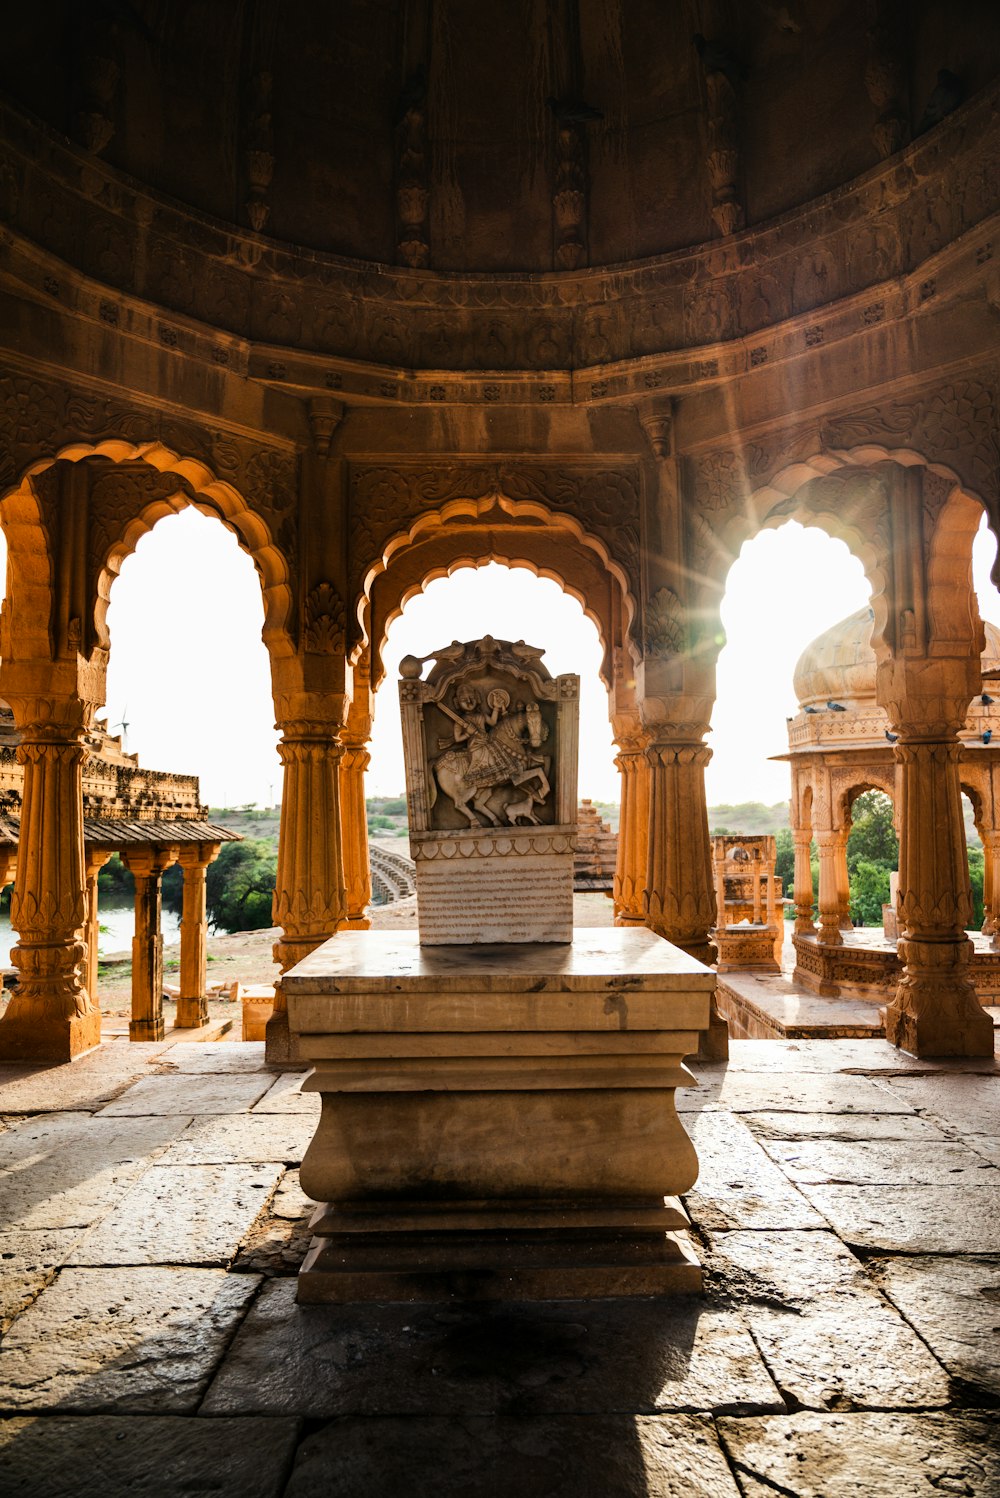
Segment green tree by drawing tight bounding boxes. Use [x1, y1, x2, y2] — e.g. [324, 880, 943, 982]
[205, 839, 277, 933]
[968, 845, 985, 928]
[849, 858, 892, 926]
[846, 790, 898, 872]
[97, 853, 134, 899]
[774, 827, 794, 893]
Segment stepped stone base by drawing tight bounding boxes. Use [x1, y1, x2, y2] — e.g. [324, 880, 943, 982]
[283, 928, 715, 1302]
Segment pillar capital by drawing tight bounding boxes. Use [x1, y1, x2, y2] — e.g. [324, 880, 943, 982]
[645, 740, 713, 772]
[177, 841, 221, 870]
[121, 845, 179, 878]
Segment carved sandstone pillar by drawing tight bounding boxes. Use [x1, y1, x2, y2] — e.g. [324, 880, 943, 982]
[341, 744, 373, 930]
[268, 723, 348, 1063]
[643, 739, 715, 965]
[886, 737, 993, 1056]
[814, 831, 844, 945]
[176, 843, 219, 1029]
[84, 848, 112, 1008]
[613, 733, 650, 925]
[123, 847, 176, 1042]
[980, 829, 1000, 944]
[792, 830, 816, 933]
[835, 826, 853, 929]
[0, 724, 98, 1063]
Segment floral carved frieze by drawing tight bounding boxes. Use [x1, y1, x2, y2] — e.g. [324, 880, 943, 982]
[2, 81, 1000, 374]
[302, 582, 346, 655]
[642, 587, 685, 659]
[821, 375, 1000, 508]
[0, 367, 299, 565]
[88, 465, 190, 613]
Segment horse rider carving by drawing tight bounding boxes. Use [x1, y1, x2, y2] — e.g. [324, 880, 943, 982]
[431, 684, 552, 827]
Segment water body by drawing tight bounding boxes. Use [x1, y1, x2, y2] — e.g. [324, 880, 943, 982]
[0, 900, 181, 968]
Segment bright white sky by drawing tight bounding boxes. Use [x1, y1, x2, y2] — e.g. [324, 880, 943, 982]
[4, 504, 999, 809]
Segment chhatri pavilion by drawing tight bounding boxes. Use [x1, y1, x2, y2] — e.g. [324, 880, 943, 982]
[0, 6, 999, 1493]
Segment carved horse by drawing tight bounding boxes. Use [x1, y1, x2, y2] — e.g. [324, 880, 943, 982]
[431, 702, 551, 828]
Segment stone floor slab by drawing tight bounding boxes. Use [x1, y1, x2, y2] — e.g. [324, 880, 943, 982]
[156, 1113, 316, 1165]
[0, 1111, 189, 1229]
[872, 1255, 1000, 1395]
[270, 1168, 313, 1220]
[707, 1230, 950, 1410]
[97, 1072, 275, 1115]
[0, 1228, 80, 1331]
[698, 1039, 1000, 1075]
[283, 1413, 741, 1498]
[677, 1072, 913, 1115]
[717, 1411, 1000, 1497]
[880, 1074, 1000, 1134]
[0, 1055, 159, 1114]
[251, 1074, 321, 1115]
[968, 1135, 1000, 1166]
[798, 1183, 1000, 1254]
[0, 1266, 261, 1412]
[157, 1042, 276, 1074]
[68, 1163, 283, 1266]
[0, 1415, 300, 1498]
[201, 1279, 784, 1418]
[758, 1137, 999, 1185]
[683, 1113, 825, 1230]
[742, 1110, 952, 1142]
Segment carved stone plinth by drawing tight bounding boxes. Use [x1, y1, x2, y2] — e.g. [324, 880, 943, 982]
[285, 928, 714, 1302]
[714, 924, 781, 973]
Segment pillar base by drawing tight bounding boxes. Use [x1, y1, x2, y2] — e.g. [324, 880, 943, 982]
[614, 911, 646, 927]
[342, 916, 372, 931]
[696, 996, 730, 1061]
[175, 997, 210, 1029]
[297, 1218, 703, 1303]
[0, 1006, 101, 1064]
[885, 937, 995, 1058]
[264, 1001, 303, 1068]
[129, 1016, 165, 1042]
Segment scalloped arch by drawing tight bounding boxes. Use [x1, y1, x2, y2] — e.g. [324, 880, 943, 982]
[0, 438, 294, 662]
[711, 443, 999, 673]
[357, 492, 636, 692]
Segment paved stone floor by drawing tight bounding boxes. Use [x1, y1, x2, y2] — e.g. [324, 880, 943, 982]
[0, 1034, 998, 1496]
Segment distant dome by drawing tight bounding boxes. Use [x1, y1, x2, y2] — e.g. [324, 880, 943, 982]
[793, 608, 1000, 709]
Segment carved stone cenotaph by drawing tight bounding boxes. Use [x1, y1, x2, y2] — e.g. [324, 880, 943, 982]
[398, 636, 578, 943]
[284, 638, 716, 1301]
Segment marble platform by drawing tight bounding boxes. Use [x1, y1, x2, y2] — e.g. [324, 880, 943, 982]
[283, 928, 716, 1302]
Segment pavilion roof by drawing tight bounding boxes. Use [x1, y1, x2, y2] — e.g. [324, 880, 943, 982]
[0, 818, 241, 849]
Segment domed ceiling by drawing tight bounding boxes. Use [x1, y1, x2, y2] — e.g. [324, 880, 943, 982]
[4, 0, 1000, 272]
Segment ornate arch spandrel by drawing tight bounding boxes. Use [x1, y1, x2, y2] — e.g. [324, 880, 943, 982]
[348, 462, 641, 649]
